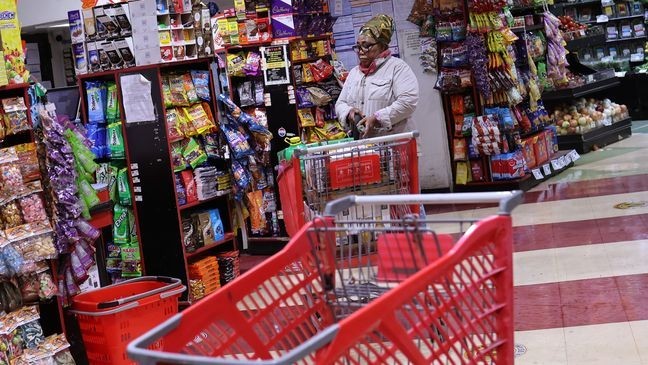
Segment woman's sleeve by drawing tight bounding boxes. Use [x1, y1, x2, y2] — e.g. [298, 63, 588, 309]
[375, 63, 419, 130]
[335, 72, 356, 128]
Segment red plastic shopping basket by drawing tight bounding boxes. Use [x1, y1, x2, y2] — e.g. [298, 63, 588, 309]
[71, 276, 185, 365]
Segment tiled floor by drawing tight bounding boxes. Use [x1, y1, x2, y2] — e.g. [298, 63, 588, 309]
[425, 126, 648, 363]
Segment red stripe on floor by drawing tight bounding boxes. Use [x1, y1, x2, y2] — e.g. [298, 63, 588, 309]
[427, 174, 648, 214]
[513, 214, 648, 252]
[514, 274, 648, 331]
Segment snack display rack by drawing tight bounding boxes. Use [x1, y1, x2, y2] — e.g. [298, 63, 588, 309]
[75, 58, 237, 306]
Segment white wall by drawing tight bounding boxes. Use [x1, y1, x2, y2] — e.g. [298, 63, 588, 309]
[17, 0, 80, 28]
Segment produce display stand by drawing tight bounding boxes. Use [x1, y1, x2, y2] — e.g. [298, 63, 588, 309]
[557, 117, 632, 153]
[541, 76, 621, 100]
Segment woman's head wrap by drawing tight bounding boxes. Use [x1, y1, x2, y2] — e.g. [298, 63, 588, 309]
[359, 14, 395, 45]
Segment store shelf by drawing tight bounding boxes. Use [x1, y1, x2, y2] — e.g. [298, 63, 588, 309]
[511, 23, 545, 33]
[185, 232, 236, 260]
[78, 58, 212, 79]
[557, 117, 632, 153]
[510, 4, 544, 13]
[247, 236, 291, 243]
[565, 33, 606, 51]
[291, 55, 332, 64]
[553, 0, 603, 7]
[178, 191, 231, 211]
[606, 35, 648, 43]
[541, 77, 620, 100]
[585, 14, 645, 23]
[0, 83, 29, 92]
[454, 150, 576, 192]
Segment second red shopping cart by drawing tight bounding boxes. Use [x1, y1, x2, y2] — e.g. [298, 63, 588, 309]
[128, 191, 522, 364]
[277, 131, 420, 237]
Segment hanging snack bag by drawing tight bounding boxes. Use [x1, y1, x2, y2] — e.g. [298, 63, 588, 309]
[246, 190, 267, 234]
[107, 122, 125, 159]
[231, 159, 251, 190]
[113, 204, 129, 243]
[85, 81, 106, 123]
[175, 174, 187, 206]
[78, 178, 100, 208]
[117, 168, 132, 206]
[201, 133, 221, 159]
[243, 51, 261, 76]
[2, 97, 29, 135]
[165, 108, 184, 142]
[181, 170, 198, 203]
[184, 103, 215, 135]
[108, 165, 119, 202]
[168, 74, 190, 106]
[85, 123, 107, 159]
[237, 81, 255, 107]
[221, 118, 254, 159]
[182, 138, 208, 169]
[105, 82, 119, 122]
[18, 193, 47, 223]
[120, 241, 142, 277]
[162, 77, 174, 108]
[128, 208, 138, 244]
[191, 70, 211, 101]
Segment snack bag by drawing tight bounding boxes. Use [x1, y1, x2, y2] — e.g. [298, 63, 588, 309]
[113, 204, 129, 243]
[120, 241, 142, 277]
[298, 108, 315, 127]
[209, 209, 225, 241]
[168, 74, 190, 106]
[108, 164, 119, 202]
[162, 77, 174, 108]
[165, 108, 184, 142]
[105, 82, 119, 122]
[85, 81, 106, 123]
[184, 103, 215, 135]
[128, 208, 138, 244]
[86, 123, 107, 159]
[191, 70, 211, 101]
[178, 107, 199, 137]
[78, 178, 100, 208]
[246, 190, 267, 234]
[181, 170, 198, 203]
[227, 52, 246, 76]
[171, 141, 188, 172]
[107, 122, 125, 159]
[182, 138, 208, 169]
[183, 73, 199, 104]
[175, 173, 186, 206]
[117, 168, 132, 205]
[221, 118, 254, 159]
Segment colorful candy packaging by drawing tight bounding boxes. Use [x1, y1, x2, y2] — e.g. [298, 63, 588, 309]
[117, 168, 132, 205]
[191, 70, 211, 101]
[183, 103, 215, 135]
[128, 208, 138, 243]
[113, 204, 129, 243]
[108, 165, 119, 202]
[168, 74, 190, 106]
[181, 170, 198, 203]
[107, 122, 125, 159]
[165, 108, 184, 142]
[120, 241, 141, 277]
[85, 123, 107, 159]
[182, 138, 208, 169]
[85, 81, 105, 123]
[183, 73, 199, 104]
[221, 118, 254, 159]
[78, 178, 100, 208]
[171, 141, 187, 172]
[105, 82, 119, 122]
[175, 173, 187, 206]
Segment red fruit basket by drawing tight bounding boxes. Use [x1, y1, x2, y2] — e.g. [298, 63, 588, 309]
[127, 191, 521, 364]
[71, 276, 185, 365]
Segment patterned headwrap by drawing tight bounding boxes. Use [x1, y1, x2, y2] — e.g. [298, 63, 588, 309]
[359, 14, 395, 45]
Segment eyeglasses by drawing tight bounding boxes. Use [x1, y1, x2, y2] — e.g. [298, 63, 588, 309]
[352, 43, 377, 53]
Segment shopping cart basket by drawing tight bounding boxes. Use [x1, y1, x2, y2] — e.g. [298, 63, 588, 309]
[71, 276, 186, 365]
[128, 191, 521, 364]
[278, 131, 419, 237]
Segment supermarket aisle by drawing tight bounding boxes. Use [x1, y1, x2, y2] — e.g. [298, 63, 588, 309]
[429, 127, 648, 364]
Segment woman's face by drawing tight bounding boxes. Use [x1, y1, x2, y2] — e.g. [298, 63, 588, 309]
[356, 34, 385, 66]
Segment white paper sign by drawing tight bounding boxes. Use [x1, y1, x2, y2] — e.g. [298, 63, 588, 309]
[543, 164, 552, 176]
[120, 74, 156, 123]
[532, 169, 544, 180]
[551, 159, 563, 170]
[560, 156, 570, 167]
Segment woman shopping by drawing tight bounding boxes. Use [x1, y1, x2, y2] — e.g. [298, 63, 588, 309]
[336, 14, 420, 139]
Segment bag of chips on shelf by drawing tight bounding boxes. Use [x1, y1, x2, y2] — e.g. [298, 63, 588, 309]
[191, 70, 211, 101]
[165, 108, 184, 142]
[170, 141, 187, 172]
[183, 73, 199, 104]
[182, 138, 208, 169]
[227, 52, 246, 77]
[168, 74, 190, 107]
[184, 103, 215, 135]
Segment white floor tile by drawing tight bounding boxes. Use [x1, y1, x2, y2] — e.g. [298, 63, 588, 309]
[629, 320, 648, 365]
[564, 322, 642, 365]
[514, 327, 567, 365]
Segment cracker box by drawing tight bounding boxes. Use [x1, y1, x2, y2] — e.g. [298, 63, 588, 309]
[521, 137, 537, 169]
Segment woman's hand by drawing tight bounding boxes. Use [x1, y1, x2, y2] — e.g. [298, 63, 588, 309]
[358, 114, 378, 138]
[347, 108, 364, 124]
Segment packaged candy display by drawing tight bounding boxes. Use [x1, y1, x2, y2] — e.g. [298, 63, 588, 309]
[1, 97, 30, 136]
[17, 194, 47, 224]
[217, 250, 240, 286]
[188, 256, 220, 300]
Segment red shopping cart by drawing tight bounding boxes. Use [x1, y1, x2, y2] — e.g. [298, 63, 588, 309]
[277, 131, 419, 237]
[128, 191, 521, 364]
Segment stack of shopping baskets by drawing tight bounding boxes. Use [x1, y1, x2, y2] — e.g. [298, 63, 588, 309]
[128, 191, 522, 364]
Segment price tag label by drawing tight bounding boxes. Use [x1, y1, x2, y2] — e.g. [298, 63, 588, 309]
[532, 169, 544, 180]
[569, 150, 581, 162]
[543, 164, 552, 176]
[551, 159, 563, 170]
[560, 156, 570, 167]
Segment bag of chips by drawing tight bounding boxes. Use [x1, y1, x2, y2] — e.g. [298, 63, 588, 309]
[168, 74, 190, 106]
[227, 52, 246, 77]
[166, 108, 184, 142]
[183, 104, 215, 135]
[191, 70, 211, 101]
[182, 138, 208, 169]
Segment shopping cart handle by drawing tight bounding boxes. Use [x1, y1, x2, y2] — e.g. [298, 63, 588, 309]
[324, 191, 524, 216]
[127, 318, 340, 365]
[294, 130, 419, 156]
